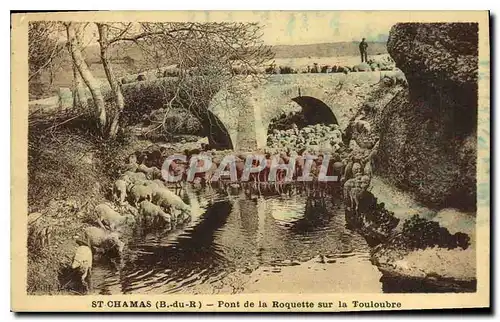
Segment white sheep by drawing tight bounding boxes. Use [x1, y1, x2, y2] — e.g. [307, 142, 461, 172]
[121, 171, 146, 184]
[129, 184, 153, 206]
[152, 179, 166, 188]
[95, 203, 135, 231]
[352, 162, 363, 177]
[139, 200, 172, 226]
[84, 226, 124, 255]
[364, 160, 373, 178]
[119, 174, 131, 185]
[153, 187, 191, 216]
[124, 179, 146, 193]
[353, 119, 372, 134]
[122, 162, 138, 173]
[71, 245, 93, 291]
[112, 179, 128, 204]
[144, 180, 160, 190]
[138, 164, 162, 180]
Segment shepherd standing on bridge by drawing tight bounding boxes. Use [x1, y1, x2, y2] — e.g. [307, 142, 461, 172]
[359, 38, 368, 63]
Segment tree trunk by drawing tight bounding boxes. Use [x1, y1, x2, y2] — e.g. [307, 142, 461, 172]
[65, 22, 107, 134]
[71, 25, 89, 111]
[71, 58, 88, 110]
[72, 63, 79, 108]
[97, 23, 125, 138]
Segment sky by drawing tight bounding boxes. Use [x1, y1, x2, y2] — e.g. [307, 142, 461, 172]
[73, 11, 407, 46]
[247, 11, 398, 45]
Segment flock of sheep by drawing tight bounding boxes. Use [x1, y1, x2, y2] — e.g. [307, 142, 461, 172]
[69, 154, 194, 292]
[30, 110, 380, 293]
[267, 123, 344, 152]
[120, 56, 397, 84]
[262, 58, 395, 75]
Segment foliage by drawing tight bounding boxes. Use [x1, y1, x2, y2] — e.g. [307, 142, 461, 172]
[399, 214, 470, 250]
[27, 250, 61, 294]
[28, 22, 64, 81]
[27, 109, 122, 210]
[93, 22, 274, 136]
[28, 21, 65, 99]
[362, 199, 400, 236]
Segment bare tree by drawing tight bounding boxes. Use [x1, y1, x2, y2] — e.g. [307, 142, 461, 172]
[28, 22, 65, 98]
[96, 23, 125, 137]
[69, 24, 88, 111]
[63, 21, 273, 140]
[105, 22, 274, 141]
[28, 22, 64, 82]
[65, 22, 107, 134]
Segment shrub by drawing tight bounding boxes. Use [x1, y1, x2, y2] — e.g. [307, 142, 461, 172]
[399, 214, 470, 250]
[144, 108, 203, 136]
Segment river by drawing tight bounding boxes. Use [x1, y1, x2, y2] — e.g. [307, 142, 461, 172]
[89, 184, 385, 294]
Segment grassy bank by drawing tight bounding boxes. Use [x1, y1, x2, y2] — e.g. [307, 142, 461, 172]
[27, 109, 142, 294]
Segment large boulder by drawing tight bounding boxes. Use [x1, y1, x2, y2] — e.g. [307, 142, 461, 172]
[375, 23, 478, 211]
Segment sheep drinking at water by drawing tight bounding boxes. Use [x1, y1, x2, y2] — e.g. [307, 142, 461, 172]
[95, 203, 135, 231]
[83, 226, 125, 256]
[153, 187, 191, 218]
[129, 184, 153, 206]
[71, 245, 93, 292]
[112, 179, 128, 205]
[138, 200, 172, 227]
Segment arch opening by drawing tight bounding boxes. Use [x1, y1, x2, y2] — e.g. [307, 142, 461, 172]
[291, 96, 338, 126]
[268, 96, 338, 133]
[200, 110, 234, 150]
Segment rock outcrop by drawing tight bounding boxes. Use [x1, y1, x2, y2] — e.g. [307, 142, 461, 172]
[376, 23, 478, 211]
[346, 200, 476, 292]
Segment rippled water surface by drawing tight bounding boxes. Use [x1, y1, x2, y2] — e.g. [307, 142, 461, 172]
[90, 186, 380, 294]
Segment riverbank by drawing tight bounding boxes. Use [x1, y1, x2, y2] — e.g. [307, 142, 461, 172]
[26, 123, 206, 294]
[343, 142, 476, 292]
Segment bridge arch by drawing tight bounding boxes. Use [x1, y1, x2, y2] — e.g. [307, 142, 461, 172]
[291, 96, 339, 126]
[267, 96, 339, 134]
[207, 74, 357, 151]
[200, 110, 234, 150]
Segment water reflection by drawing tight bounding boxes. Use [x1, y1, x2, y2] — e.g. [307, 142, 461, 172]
[91, 185, 376, 294]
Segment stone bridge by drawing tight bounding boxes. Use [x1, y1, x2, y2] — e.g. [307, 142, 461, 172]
[36, 71, 398, 151]
[207, 72, 387, 151]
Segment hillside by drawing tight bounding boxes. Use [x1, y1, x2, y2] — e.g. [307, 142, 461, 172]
[272, 41, 388, 58]
[78, 41, 389, 63]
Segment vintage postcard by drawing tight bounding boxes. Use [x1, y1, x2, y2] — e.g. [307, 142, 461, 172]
[11, 11, 490, 312]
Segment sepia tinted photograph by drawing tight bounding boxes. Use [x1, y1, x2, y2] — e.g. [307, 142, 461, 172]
[11, 10, 490, 312]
